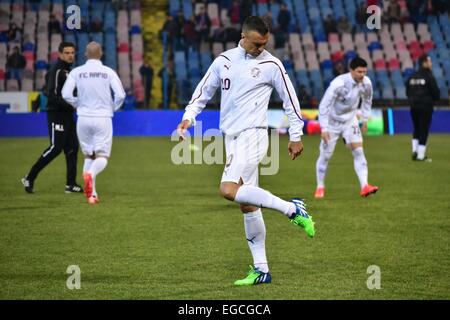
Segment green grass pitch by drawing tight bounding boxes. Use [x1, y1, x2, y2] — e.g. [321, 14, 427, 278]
[0, 134, 449, 299]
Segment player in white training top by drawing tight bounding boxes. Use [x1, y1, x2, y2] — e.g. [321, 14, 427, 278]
[315, 57, 379, 199]
[62, 42, 125, 204]
[176, 16, 315, 286]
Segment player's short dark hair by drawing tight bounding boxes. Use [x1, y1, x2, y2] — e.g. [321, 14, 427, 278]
[349, 57, 368, 70]
[418, 54, 430, 67]
[242, 16, 269, 35]
[58, 42, 75, 53]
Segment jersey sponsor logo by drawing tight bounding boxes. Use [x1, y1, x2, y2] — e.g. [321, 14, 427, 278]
[409, 78, 426, 85]
[55, 124, 64, 131]
[250, 67, 261, 79]
[79, 72, 108, 79]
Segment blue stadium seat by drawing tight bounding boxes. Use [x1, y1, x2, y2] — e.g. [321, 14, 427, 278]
[182, 0, 193, 19]
[130, 25, 142, 34]
[320, 59, 333, 70]
[381, 86, 394, 99]
[373, 89, 381, 100]
[322, 68, 334, 83]
[315, 32, 327, 42]
[257, 3, 268, 16]
[64, 33, 76, 44]
[175, 63, 187, 81]
[368, 41, 382, 52]
[190, 76, 201, 92]
[345, 50, 357, 61]
[200, 53, 212, 74]
[36, 60, 48, 70]
[390, 70, 404, 86]
[395, 86, 407, 99]
[169, 0, 181, 15]
[296, 70, 310, 87]
[402, 68, 415, 82]
[174, 51, 186, 64]
[270, 3, 280, 27]
[91, 32, 103, 46]
[23, 42, 35, 52]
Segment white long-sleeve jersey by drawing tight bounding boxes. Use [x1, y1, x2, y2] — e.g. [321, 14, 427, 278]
[182, 42, 304, 141]
[318, 72, 373, 131]
[62, 59, 125, 118]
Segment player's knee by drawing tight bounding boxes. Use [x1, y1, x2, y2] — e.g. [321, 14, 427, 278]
[351, 146, 364, 157]
[219, 183, 237, 201]
[240, 204, 258, 213]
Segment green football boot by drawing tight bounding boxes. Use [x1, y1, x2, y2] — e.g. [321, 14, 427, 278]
[290, 198, 315, 238]
[234, 266, 272, 286]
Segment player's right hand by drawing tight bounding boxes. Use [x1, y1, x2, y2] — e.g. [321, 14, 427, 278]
[177, 119, 191, 141]
[321, 131, 330, 144]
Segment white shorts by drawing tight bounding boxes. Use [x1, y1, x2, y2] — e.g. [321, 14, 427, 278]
[221, 128, 268, 187]
[320, 117, 362, 153]
[77, 116, 113, 157]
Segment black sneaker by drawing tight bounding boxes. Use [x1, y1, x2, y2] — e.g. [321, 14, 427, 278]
[65, 184, 84, 193]
[21, 177, 34, 193]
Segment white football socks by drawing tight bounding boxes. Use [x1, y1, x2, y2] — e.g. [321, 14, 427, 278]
[244, 209, 268, 273]
[83, 158, 93, 173]
[88, 157, 108, 197]
[412, 139, 419, 153]
[316, 153, 331, 188]
[352, 147, 368, 188]
[417, 144, 427, 160]
[234, 185, 296, 217]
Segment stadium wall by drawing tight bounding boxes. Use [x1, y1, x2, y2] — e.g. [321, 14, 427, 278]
[0, 109, 450, 137]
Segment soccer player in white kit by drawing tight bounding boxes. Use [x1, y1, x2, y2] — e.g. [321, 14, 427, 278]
[314, 57, 379, 199]
[176, 17, 315, 286]
[62, 42, 125, 204]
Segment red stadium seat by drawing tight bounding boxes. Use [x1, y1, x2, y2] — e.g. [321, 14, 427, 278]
[388, 58, 400, 70]
[331, 50, 344, 62]
[422, 40, 435, 52]
[23, 51, 34, 61]
[118, 43, 130, 53]
[410, 49, 423, 61]
[408, 40, 421, 50]
[50, 51, 59, 62]
[374, 59, 387, 70]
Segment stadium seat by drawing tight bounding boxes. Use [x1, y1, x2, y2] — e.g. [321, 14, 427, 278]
[388, 58, 400, 71]
[374, 59, 387, 70]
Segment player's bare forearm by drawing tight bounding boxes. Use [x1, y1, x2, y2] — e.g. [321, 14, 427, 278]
[176, 119, 191, 141]
[288, 141, 303, 160]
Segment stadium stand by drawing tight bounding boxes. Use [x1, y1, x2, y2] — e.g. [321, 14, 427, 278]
[0, 0, 144, 103]
[161, 0, 449, 106]
[0, 0, 448, 108]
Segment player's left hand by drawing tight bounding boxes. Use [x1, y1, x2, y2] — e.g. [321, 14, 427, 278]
[288, 141, 303, 160]
[177, 119, 191, 141]
[361, 122, 368, 134]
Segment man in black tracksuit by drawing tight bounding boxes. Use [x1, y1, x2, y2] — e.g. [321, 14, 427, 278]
[406, 54, 440, 162]
[22, 42, 83, 193]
